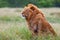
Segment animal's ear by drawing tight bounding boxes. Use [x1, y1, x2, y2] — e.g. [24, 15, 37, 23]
[30, 6, 35, 11]
[27, 4, 35, 11]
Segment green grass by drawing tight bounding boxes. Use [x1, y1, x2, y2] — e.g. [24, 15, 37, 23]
[0, 16, 25, 22]
[0, 25, 60, 40]
[46, 17, 60, 23]
[0, 25, 32, 40]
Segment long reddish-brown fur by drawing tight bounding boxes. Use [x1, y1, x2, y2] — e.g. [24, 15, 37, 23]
[21, 4, 57, 36]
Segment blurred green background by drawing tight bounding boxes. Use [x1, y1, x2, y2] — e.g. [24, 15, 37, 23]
[0, 0, 60, 7]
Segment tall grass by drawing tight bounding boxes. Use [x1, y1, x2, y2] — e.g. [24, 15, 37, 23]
[0, 25, 60, 40]
[0, 25, 31, 40]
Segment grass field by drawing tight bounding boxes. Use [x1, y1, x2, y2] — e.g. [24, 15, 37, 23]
[0, 8, 60, 40]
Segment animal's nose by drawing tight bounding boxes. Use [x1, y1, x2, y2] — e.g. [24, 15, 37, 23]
[20, 13, 25, 19]
[22, 13, 25, 17]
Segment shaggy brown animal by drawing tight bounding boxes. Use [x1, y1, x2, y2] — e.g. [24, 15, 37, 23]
[21, 4, 57, 36]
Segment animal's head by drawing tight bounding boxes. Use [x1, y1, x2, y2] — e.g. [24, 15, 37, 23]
[21, 4, 38, 19]
[22, 7, 33, 20]
[21, 4, 44, 20]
